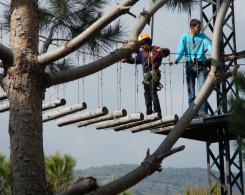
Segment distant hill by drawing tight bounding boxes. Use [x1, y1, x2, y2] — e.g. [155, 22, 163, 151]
[74, 164, 212, 194]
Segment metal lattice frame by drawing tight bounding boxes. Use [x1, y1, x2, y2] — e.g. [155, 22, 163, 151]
[201, 0, 244, 194]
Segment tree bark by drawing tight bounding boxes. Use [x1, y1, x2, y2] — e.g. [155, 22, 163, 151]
[2, 1, 47, 194]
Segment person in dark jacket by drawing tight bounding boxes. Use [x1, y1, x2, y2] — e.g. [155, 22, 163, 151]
[122, 33, 170, 116]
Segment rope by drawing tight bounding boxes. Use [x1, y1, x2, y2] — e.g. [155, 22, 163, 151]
[169, 61, 173, 114]
[162, 63, 167, 116]
[182, 59, 185, 114]
[117, 61, 122, 109]
[77, 53, 80, 102]
[134, 55, 139, 113]
[101, 70, 103, 106]
[82, 54, 85, 103]
[0, 27, 2, 43]
[97, 71, 100, 107]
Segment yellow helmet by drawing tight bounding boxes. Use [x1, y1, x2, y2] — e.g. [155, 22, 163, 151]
[138, 33, 151, 42]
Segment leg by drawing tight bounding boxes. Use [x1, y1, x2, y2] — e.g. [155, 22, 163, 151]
[186, 69, 196, 106]
[144, 83, 153, 115]
[151, 74, 161, 116]
[197, 69, 207, 115]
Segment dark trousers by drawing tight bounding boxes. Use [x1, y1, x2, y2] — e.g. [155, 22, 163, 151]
[144, 73, 161, 115]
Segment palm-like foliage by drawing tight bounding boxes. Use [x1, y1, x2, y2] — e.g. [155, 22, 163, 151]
[50, 58, 75, 73]
[45, 152, 76, 194]
[151, 0, 198, 13]
[229, 71, 245, 160]
[39, 0, 125, 55]
[0, 154, 11, 195]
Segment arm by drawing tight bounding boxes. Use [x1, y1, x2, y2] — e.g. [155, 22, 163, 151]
[151, 47, 170, 68]
[203, 33, 212, 54]
[170, 35, 185, 65]
[121, 52, 142, 64]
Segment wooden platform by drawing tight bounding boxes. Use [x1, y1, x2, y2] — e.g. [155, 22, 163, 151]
[151, 113, 237, 142]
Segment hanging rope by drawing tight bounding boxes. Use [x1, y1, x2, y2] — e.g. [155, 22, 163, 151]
[100, 70, 104, 107]
[169, 60, 173, 114]
[134, 55, 139, 113]
[181, 59, 185, 114]
[162, 63, 168, 116]
[117, 61, 122, 110]
[77, 52, 80, 102]
[0, 27, 2, 44]
[82, 53, 85, 103]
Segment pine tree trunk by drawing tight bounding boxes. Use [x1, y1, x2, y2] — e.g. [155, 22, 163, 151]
[2, 1, 46, 194]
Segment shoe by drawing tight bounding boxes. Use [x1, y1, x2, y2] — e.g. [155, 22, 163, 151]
[193, 115, 199, 119]
[198, 113, 209, 118]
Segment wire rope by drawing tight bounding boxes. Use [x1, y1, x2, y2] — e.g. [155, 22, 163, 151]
[134, 55, 139, 113]
[101, 70, 104, 107]
[82, 54, 85, 103]
[169, 60, 173, 114]
[162, 63, 167, 116]
[117, 61, 122, 109]
[77, 52, 80, 102]
[182, 59, 185, 114]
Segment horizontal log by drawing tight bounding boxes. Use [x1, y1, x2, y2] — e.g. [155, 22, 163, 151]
[43, 102, 87, 122]
[76, 109, 127, 127]
[0, 98, 66, 113]
[42, 98, 66, 111]
[151, 125, 175, 134]
[0, 92, 7, 100]
[95, 112, 144, 130]
[0, 102, 9, 113]
[131, 114, 178, 133]
[113, 113, 160, 131]
[56, 107, 108, 127]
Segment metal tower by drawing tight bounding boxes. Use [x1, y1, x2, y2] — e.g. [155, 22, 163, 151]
[201, 0, 243, 194]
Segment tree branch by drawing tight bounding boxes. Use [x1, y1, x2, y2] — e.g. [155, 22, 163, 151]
[53, 177, 98, 195]
[46, 0, 169, 87]
[46, 42, 138, 87]
[85, 146, 184, 195]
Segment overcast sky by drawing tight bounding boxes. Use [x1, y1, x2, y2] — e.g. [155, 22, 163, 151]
[0, 0, 245, 170]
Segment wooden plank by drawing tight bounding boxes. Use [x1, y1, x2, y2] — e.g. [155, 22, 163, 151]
[43, 102, 87, 122]
[130, 114, 178, 133]
[95, 113, 144, 130]
[113, 113, 160, 131]
[0, 92, 7, 101]
[0, 102, 9, 113]
[56, 107, 108, 127]
[0, 98, 66, 113]
[42, 98, 66, 111]
[76, 109, 127, 127]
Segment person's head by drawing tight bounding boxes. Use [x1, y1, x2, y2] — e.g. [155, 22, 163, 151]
[190, 19, 202, 35]
[138, 33, 152, 50]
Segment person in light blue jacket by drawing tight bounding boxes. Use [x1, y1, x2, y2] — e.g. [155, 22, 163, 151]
[170, 19, 212, 118]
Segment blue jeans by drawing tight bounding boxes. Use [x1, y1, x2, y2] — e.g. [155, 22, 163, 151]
[186, 63, 208, 115]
